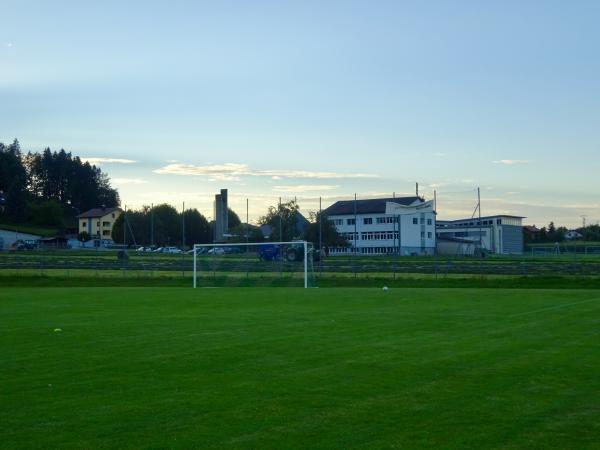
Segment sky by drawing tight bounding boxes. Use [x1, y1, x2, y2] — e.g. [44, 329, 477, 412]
[1, 0, 599, 227]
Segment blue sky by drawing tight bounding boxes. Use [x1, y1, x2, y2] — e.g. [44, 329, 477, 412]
[2, 0, 599, 226]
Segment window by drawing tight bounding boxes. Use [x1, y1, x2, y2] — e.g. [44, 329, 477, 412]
[427, 232, 432, 238]
[102, 230, 111, 236]
[412, 218, 418, 225]
[81, 222, 86, 228]
[363, 217, 372, 225]
[427, 218, 432, 225]
[96, 221, 100, 227]
[421, 231, 425, 238]
[347, 218, 355, 225]
[376, 217, 386, 224]
[112, 213, 115, 218]
[329, 218, 343, 226]
[102, 221, 111, 227]
[497, 219, 502, 225]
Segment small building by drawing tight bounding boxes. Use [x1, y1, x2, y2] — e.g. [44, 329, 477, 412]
[436, 237, 477, 256]
[323, 196, 436, 256]
[565, 230, 583, 240]
[77, 207, 122, 240]
[436, 215, 524, 255]
[0, 228, 42, 250]
[523, 225, 541, 242]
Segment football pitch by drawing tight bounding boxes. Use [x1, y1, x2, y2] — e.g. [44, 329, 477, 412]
[2, 287, 600, 449]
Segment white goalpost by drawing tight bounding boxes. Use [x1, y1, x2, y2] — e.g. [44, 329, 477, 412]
[192, 241, 310, 288]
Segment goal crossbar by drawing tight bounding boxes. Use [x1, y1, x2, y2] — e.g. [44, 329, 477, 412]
[193, 241, 309, 288]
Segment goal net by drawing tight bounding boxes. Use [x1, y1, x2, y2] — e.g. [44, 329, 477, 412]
[192, 241, 317, 288]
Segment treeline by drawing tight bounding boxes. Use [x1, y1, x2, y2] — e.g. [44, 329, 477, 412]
[525, 222, 600, 243]
[112, 199, 348, 248]
[0, 139, 119, 226]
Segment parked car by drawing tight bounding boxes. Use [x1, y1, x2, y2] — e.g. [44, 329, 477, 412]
[186, 247, 208, 255]
[154, 246, 182, 254]
[9, 239, 39, 251]
[207, 247, 225, 255]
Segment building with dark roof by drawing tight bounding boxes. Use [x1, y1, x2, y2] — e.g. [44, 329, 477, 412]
[77, 207, 122, 240]
[323, 196, 436, 256]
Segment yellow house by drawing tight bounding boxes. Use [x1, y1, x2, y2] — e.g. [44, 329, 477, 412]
[77, 207, 122, 240]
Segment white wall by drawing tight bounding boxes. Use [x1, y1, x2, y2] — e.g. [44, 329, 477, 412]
[328, 211, 436, 255]
[0, 229, 42, 250]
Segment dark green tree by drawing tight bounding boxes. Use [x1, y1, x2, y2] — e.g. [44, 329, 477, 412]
[228, 208, 242, 228]
[303, 212, 349, 250]
[258, 199, 301, 241]
[0, 139, 28, 221]
[184, 208, 212, 245]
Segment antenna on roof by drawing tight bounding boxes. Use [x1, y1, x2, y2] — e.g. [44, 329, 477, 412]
[415, 183, 419, 197]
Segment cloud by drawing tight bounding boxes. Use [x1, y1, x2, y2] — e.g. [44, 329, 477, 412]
[273, 185, 340, 193]
[492, 159, 531, 165]
[83, 157, 137, 165]
[112, 178, 147, 185]
[154, 163, 379, 180]
[5, 42, 13, 48]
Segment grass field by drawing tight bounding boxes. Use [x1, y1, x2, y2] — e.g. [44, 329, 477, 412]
[2, 287, 600, 449]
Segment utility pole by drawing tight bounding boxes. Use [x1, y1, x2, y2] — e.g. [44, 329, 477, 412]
[123, 205, 126, 246]
[150, 203, 154, 247]
[279, 197, 282, 242]
[246, 198, 249, 245]
[477, 187, 482, 250]
[182, 201, 185, 249]
[354, 193, 357, 257]
[416, 182, 419, 197]
[318, 196, 322, 253]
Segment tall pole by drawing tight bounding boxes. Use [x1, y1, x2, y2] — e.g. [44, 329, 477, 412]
[150, 203, 154, 247]
[416, 182, 419, 197]
[123, 205, 126, 246]
[182, 201, 185, 249]
[434, 190, 437, 213]
[478, 187, 483, 251]
[318, 196, 322, 253]
[246, 198, 249, 245]
[354, 193, 357, 257]
[279, 197, 282, 242]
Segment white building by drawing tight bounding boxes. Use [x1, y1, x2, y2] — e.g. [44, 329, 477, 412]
[436, 215, 524, 254]
[323, 196, 436, 256]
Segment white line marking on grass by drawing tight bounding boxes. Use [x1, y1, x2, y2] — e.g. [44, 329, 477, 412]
[510, 298, 600, 317]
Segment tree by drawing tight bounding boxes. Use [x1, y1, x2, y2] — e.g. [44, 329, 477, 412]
[184, 209, 212, 245]
[228, 208, 241, 228]
[29, 199, 64, 227]
[303, 212, 349, 250]
[258, 199, 301, 241]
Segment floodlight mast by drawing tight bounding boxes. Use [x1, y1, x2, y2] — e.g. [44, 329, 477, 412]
[192, 241, 310, 289]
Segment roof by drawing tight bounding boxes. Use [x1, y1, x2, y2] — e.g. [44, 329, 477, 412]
[77, 207, 121, 219]
[323, 196, 423, 216]
[523, 225, 540, 232]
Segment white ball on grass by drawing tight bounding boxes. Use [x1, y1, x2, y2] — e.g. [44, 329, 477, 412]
[382, 286, 389, 291]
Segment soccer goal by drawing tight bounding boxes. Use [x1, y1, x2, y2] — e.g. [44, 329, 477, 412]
[192, 241, 316, 288]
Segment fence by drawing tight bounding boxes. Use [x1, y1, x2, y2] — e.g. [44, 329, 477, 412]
[1, 249, 600, 285]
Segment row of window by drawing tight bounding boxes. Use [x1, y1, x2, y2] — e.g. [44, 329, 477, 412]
[81, 221, 112, 228]
[330, 217, 433, 226]
[340, 231, 433, 241]
[329, 247, 399, 254]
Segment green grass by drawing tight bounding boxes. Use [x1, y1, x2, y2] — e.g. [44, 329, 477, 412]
[2, 287, 600, 449]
